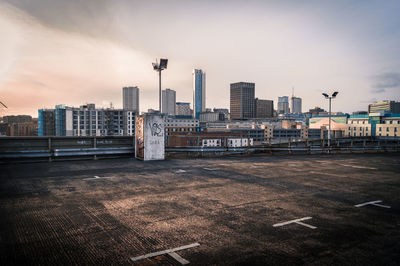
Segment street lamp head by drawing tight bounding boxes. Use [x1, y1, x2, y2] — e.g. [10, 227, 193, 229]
[332, 91, 339, 98]
[322, 93, 329, 99]
[159, 58, 168, 69]
[152, 62, 159, 70]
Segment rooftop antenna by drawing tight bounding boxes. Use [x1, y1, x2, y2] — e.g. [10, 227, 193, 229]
[292, 86, 294, 98]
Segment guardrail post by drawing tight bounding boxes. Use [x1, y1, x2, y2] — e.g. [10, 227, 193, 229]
[350, 139, 353, 153]
[48, 137, 52, 162]
[288, 138, 291, 155]
[321, 138, 324, 154]
[363, 139, 366, 153]
[94, 137, 97, 160]
[247, 137, 250, 155]
[377, 140, 380, 153]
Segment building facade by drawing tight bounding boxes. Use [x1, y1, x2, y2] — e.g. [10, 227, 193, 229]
[164, 117, 199, 136]
[199, 111, 225, 122]
[176, 102, 191, 116]
[368, 100, 400, 114]
[123, 86, 139, 113]
[255, 98, 274, 118]
[291, 96, 302, 113]
[213, 108, 229, 120]
[38, 104, 135, 136]
[230, 82, 255, 119]
[38, 109, 56, 136]
[193, 69, 206, 119]
[277, 96, 290, 114]
[162, 88, 176, 116]
[346, 113, 400, 137]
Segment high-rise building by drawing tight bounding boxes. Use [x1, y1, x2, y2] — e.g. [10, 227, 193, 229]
[176, 102, 191, 116]
[255, 98, 274, 118]
[38, 109, 55, 136]
[291, 96, 302, 113]
[193, 69, 206, 119]
[277, 96, 290, 114]
[162, 88, 176, 116]
[123, 86, 139, 113]
[230, 82, 255, 119]
[55, 104, 73, 136]
[368, 100, 400, 114]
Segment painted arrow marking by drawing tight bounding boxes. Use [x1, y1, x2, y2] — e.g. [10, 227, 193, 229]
[131, 243, 200, 265]
[355, 200, 391, 208]
[273, 217, 317, 229]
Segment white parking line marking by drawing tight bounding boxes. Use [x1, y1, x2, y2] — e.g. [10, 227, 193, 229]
[175, 169, 187, 173]
[355, 200, 391, 208]
[130, 243, 200, 265]
[273, 217, 317, 229]
[83, 176, 113, 180]
[168, 251, 190, 265]
[203, 168, 217, 171]
[340, 164, 377, 170]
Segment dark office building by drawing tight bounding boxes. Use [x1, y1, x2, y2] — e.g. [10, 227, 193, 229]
[230, 82, 255, 119]
[38, 109, 55, 136]
[255, 98, 274, 118]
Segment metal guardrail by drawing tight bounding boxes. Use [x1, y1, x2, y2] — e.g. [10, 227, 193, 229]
[0, 136, 399, 162]
[0, 136, 135, 161]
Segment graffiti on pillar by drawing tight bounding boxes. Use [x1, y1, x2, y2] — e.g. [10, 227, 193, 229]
[149, 122, 163, 137]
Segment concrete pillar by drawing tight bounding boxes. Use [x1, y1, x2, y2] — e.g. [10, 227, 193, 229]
[135, 114, 165, 161]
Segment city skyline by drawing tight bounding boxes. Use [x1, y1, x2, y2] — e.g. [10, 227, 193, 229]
[1, 0, 400, 117]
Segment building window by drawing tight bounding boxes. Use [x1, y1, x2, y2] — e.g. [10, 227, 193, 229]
[387, 128, 389, 132]
[379, 127, 382, 131]
[366, 133, 368, 136]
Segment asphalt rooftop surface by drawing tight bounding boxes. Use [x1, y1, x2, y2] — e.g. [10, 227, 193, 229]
[0, 153, 400, 265]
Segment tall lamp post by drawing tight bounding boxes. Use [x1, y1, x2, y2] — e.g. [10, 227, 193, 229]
[322, 91, 339, 147]
[152, 58, 168, 112]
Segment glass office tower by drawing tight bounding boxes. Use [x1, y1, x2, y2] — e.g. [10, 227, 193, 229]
[193, 69, 206, 119]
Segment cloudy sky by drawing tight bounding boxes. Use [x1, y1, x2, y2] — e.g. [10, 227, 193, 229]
[0, 0, 399, 117]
